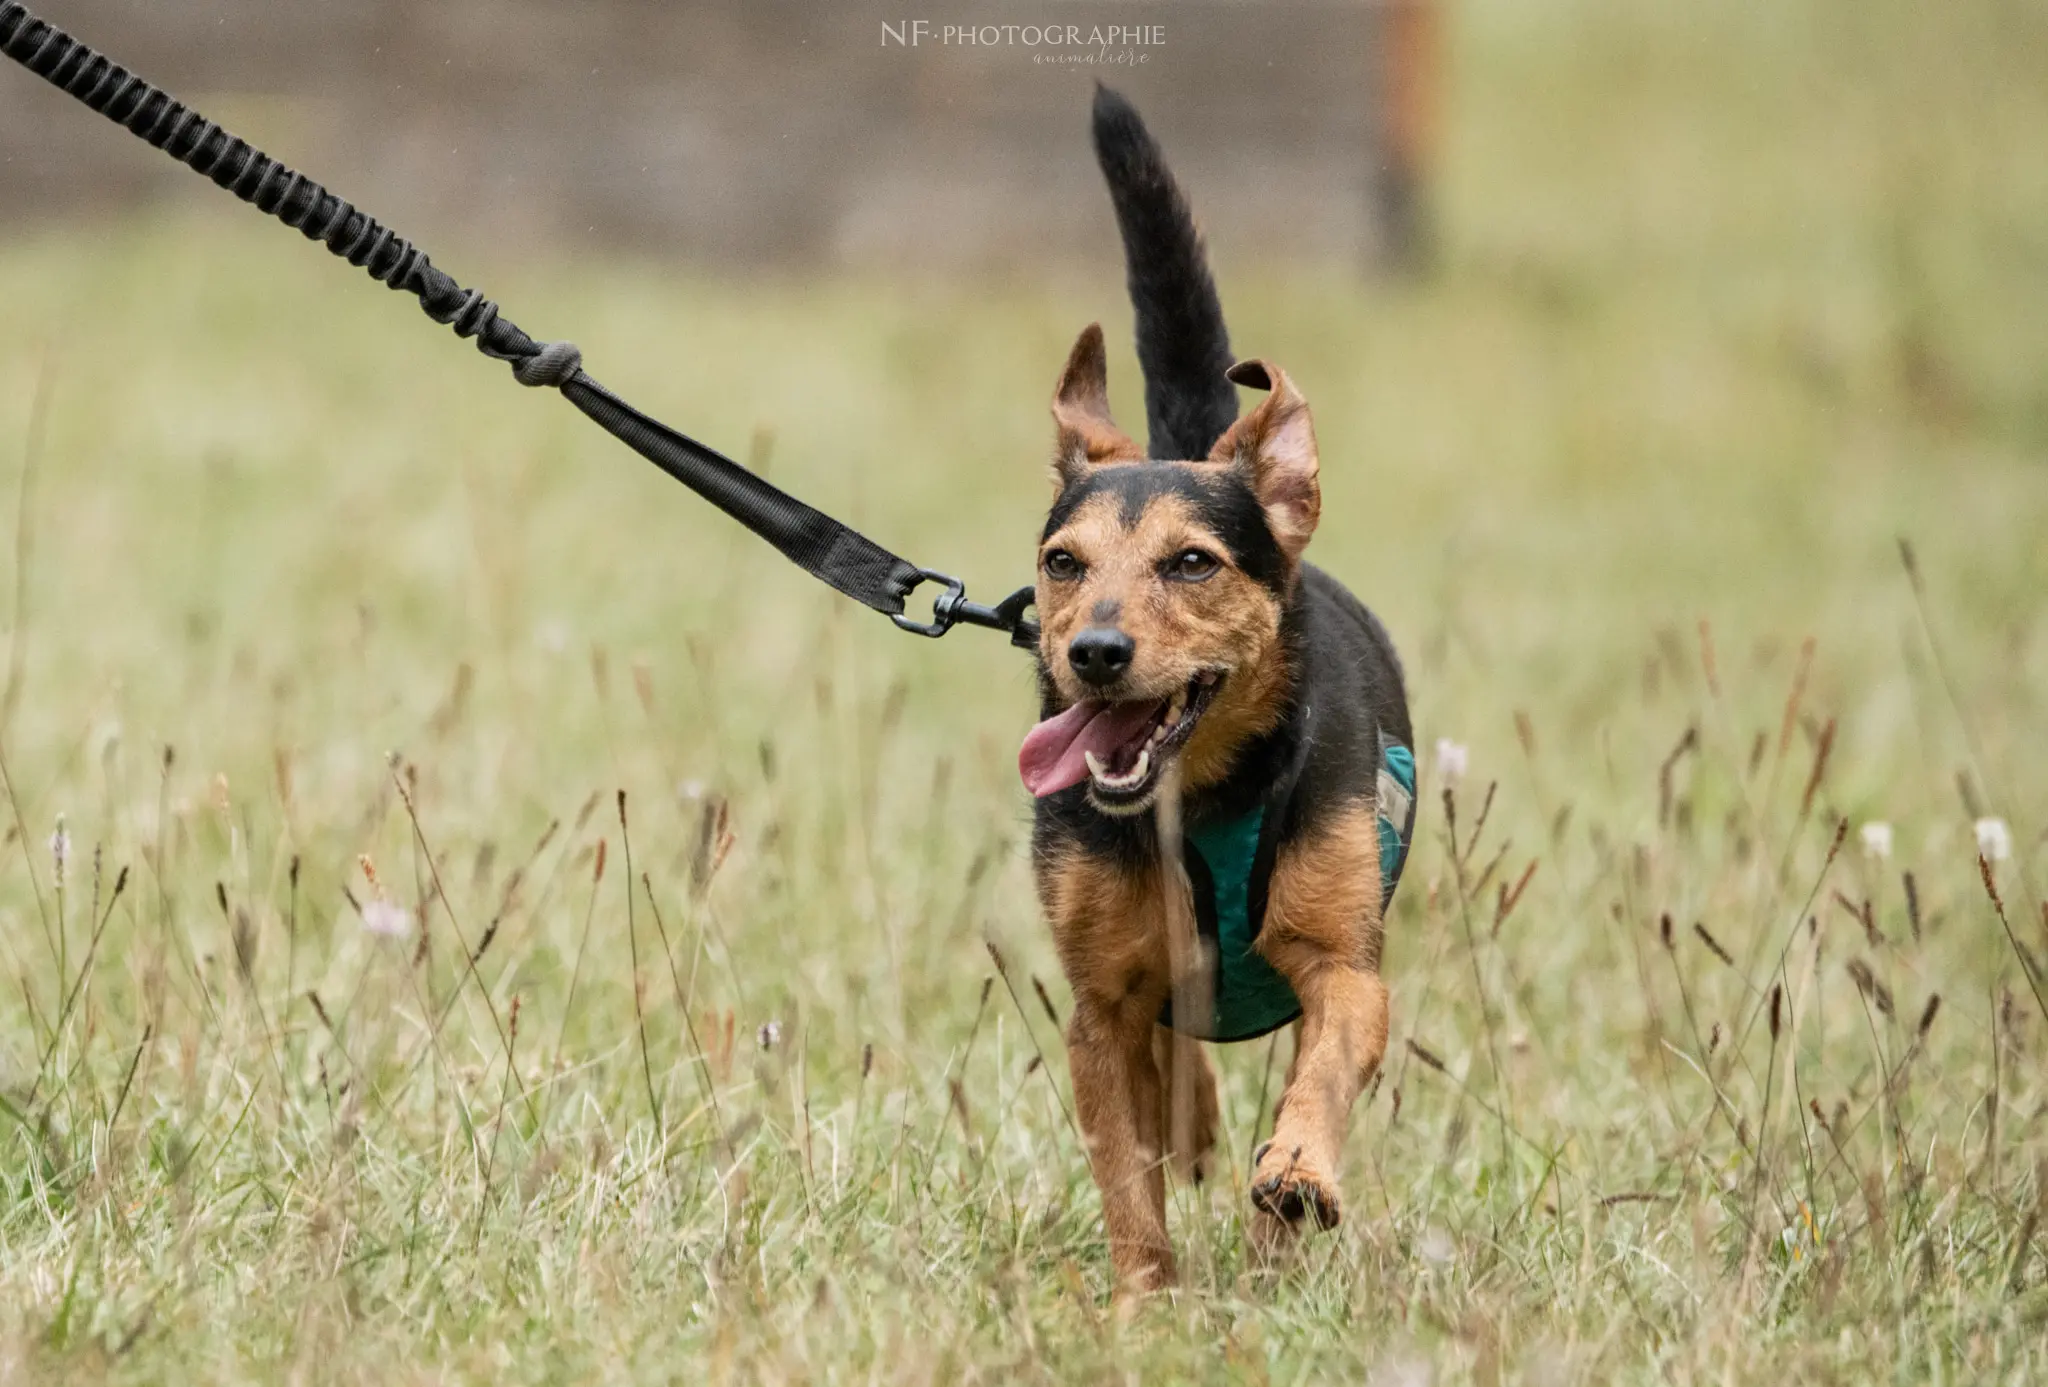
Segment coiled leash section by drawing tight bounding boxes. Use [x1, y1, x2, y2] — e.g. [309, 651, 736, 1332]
[0, 1, 1038, 647]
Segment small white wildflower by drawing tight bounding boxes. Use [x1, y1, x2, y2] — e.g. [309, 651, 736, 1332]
[1859, 822, 1893, 860]
[537, 620, 570, 655]
[48, 816, 69, 889]
[678, 779, 708, 802]
[1975, 817, 2012, 863]
[1368, 1354, 1434, 1387]
[757, 1020, 783, 1050]
[1434, 738, 1469, 788]
[1415, 1225, 1455, 1267]
[360, 899, 413, 938]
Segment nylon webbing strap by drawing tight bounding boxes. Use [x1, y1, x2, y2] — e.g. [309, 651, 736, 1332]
[0, 1, 1032, 638]
[560, 375, 916, 607]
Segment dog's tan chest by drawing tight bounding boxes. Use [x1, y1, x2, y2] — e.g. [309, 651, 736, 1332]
[1038, 849, 1181, 1012]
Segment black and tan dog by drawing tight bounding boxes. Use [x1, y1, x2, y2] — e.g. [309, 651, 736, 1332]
[1018, 88, 1416, 1294]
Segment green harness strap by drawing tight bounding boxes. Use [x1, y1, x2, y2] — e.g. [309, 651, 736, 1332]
[1168, 738, 1416, 1044]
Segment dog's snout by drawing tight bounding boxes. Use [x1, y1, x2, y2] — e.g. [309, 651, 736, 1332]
[1068, 627, 1135, 688]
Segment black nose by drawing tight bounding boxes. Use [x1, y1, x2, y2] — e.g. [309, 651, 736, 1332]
[1068, 627, 1135, 688]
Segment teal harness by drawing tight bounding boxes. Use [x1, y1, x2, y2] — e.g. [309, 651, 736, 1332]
[1164, 737, 1415, 1043]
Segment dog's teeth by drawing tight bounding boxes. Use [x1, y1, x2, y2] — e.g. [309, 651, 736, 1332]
[1086, 746, 1152, 790]
[1168, 691, 1186, 722]
[1197, 671, 1219, 686]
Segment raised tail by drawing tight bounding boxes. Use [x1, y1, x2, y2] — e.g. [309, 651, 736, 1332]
[1091, 85, 1237, 461]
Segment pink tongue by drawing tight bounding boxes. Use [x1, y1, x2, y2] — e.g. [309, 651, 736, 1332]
[1018, 700, 1162, 798]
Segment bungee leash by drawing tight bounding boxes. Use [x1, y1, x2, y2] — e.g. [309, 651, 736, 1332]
[0, 1, 1039, 649]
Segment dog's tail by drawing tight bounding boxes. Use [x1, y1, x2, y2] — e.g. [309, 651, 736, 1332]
[1091, 85, 1236, 461]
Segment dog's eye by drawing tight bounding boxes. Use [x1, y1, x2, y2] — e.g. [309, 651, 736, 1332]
[1042, 549, 1082, 580]
[1168, 549, 1220, 581]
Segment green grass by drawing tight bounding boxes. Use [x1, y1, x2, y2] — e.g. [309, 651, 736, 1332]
[3, 0, 2047, 1380]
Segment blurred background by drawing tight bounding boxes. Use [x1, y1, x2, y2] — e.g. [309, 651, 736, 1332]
[2, 0, 1438, 269]
[2, 2, 2047, 1375]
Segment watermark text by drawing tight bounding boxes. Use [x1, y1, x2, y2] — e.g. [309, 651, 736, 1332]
[881, 20, 1163, 64]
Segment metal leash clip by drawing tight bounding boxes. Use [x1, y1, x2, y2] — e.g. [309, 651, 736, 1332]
[892, 570, 1040, 649]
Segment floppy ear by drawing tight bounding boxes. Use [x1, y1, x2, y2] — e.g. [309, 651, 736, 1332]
[1050, 323, 1142, 485]
[1209, 359, 1320, 563]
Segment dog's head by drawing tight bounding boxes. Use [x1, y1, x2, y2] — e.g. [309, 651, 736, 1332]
[1018, 323, 1321, 816]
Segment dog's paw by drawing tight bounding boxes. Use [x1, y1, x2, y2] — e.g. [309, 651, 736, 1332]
[1249, 1140, 1341, 1231]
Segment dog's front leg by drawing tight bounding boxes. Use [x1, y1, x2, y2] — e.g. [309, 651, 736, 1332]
[1248, 803, 1391, 1236]
[1067, 992, 1176, 1294]
[1249, 962, 1388, 1232]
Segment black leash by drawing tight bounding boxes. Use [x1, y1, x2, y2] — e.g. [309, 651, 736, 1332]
[0, 1, 1038, 648]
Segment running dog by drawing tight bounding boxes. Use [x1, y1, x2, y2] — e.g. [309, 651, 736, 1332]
[1018, 87, 1416, 1294]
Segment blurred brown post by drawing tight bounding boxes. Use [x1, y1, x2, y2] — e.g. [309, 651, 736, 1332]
[1372, 0, 1442, 275]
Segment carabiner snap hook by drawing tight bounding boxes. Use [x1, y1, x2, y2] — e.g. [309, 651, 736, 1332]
[891, 570, 1039, 648]
[890, 568, 969, 637]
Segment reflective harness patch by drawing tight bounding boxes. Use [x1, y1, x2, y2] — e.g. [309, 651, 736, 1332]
[1163, 737, 1416, 1043]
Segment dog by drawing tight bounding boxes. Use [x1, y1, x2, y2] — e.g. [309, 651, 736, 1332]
[1017, 87, 1416, 1294]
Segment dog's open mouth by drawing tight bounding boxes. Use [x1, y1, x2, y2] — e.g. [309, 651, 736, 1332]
[1018, 671, 1223, 806]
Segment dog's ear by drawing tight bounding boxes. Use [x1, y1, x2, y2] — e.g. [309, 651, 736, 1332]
[1050, 323, 1142, 485]
[1209, 359, 1320, 563]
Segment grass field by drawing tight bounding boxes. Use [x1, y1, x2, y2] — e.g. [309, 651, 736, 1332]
[4, 0, 2048, 1381]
